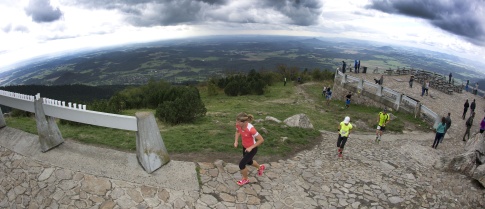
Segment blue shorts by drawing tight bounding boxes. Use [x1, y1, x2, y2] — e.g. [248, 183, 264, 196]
[346, 99, 350, 105]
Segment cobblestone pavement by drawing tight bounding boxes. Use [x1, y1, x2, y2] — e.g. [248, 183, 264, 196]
[1, 73, 485, 208]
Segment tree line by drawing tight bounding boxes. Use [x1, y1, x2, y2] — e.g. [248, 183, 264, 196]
[1, 67, 334, 125]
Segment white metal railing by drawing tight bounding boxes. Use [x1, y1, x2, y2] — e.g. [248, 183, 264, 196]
[402, 95, 418, 107]
[347, 76, 360, 83]
[0, 90, 137, 131]
[335, 71, 440, 127]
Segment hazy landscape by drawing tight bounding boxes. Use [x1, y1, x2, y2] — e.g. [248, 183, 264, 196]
[1, 35, 484, 87]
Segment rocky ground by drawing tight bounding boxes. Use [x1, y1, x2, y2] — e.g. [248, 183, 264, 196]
[1, 72, 485, 208]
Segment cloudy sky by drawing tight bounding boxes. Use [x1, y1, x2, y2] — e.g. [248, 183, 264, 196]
[1, 0, 484, 72]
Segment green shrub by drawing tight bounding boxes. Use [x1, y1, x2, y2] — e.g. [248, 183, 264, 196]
[156, 87, 207, 124]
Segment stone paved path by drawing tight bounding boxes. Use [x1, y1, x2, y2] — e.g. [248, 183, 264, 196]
[1, 72, 485, 208]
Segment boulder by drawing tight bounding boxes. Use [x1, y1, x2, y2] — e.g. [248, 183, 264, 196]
[265, 116, 281, 123]
[445, 133, 485, 186]
[283, 114, 314, 129]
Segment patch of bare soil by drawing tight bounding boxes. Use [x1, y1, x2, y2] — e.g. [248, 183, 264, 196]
[169, 135, 324, 163]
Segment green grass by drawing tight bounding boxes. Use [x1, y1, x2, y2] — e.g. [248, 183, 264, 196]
[4, 80, 431, 158]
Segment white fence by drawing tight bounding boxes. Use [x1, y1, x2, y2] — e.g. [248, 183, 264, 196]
[0, 90, 137, 131]
[0, 90, 169, 173]
[335, 70, 440, 128]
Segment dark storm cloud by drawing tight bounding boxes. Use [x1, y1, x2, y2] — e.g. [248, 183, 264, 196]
[25, 0, 63, 23]
[367, 0, 485, 45]
[73, 0, 322, 26]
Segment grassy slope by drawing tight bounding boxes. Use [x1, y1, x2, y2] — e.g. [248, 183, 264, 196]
[4, 80, 430, 158]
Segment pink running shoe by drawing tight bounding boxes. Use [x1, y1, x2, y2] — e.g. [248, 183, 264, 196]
[258, 164, 266, 176]
[237, 179, 249, 186]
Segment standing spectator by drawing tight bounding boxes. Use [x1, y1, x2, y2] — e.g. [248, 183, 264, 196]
[326, 88, 332, 105]
[475, 83, 479, 95]
[354, 60, 358, 73]
[471, 99, 476, 116]
[357, 60, 361, 73]
[463, 112, 475, 141]
[234, 112, 266, 186]
[342, 61, 347, 73]
[409, 75, 414, 88]
[466, 80, 469, 92]
[424, 80, 430, 96]
[284, 77, 287, 86]
[449, 73, 452, 84]
[375, 108, 390, 143]
[345, 92, 352, 109]
[442, 113, 452, 143]
[337, 116, 353, 158]
[480, 116, 485, 134]
[379, 75, 384, 85]
[322, 86, 327, 97]
[432, 117, 447, 149]
[463, 99, 470, 119]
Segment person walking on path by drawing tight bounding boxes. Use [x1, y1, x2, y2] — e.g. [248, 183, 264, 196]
[463, 99, 469, 119]
[463, 112, 475, 141]
[322, 86, 327, 97]
[345, 92, 352, 109]
[337, 116, 353, 158]
[421, 79, 428, 96]
[409, 75, 414, 88]
[441, 113, 452, 143]
[449, 73, 452, 84]
[432, 117, 447, 149]
[480, 116, 485, 134]
[234, 112, 266, 186]
[326, 88, 332, 105]
[471, 99, 476, 116]
[375, 108, 391, 143]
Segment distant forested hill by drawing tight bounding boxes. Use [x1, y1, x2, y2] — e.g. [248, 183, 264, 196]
[0, 35, 483, 87]
[0, 84, 128, 103]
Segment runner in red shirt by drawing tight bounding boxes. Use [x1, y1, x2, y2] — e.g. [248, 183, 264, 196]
[234, 112, 266, 186]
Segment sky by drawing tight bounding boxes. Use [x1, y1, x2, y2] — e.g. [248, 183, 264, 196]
[1, 0, 484, 72]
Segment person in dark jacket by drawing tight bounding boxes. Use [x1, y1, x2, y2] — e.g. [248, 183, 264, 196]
[463, 112, 475, 141]
[470, 99, 476, 116]
[462, 99, 469, 119]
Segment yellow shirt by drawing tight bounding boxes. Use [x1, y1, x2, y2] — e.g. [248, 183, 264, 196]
[339, 122, 353, 137]
[378, 112, 390, 126]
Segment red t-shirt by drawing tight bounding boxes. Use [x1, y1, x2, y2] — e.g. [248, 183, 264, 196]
[236, 123, 259, 148]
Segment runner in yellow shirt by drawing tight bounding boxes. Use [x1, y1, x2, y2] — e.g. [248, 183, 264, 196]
[376, 108, 390, 143]
[337, 116, 353, 158]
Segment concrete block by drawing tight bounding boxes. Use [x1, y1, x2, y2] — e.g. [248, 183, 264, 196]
[135, 112, 170, 173]
[0, 108, 5, 128]
[34, 98, 64, 152]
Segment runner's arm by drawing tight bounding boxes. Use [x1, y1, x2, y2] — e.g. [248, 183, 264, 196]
[234, 131, 240, 148]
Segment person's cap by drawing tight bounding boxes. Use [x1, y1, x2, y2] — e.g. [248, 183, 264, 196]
[344, 116, 350, 124]
[383, 108, 388, 112]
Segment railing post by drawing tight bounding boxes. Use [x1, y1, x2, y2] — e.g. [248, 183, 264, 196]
[395, 93, 402, 111]
[135, 112, 170, 173]
[34, 98, 64, 152]
[377, 85, 383, 97]
[0, 108, 5, 128]
[358, 79, 364, 91]
[415, 102, 421, 118]
[341, 74, 347, 86]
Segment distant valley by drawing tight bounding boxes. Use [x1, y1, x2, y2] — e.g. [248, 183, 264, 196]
[1, 35, 484, 87]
